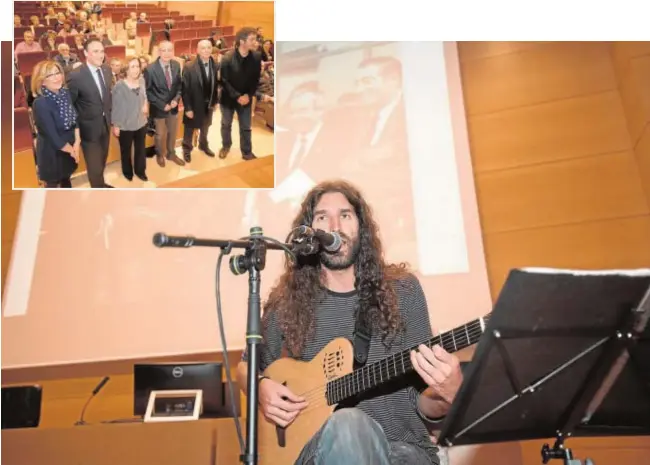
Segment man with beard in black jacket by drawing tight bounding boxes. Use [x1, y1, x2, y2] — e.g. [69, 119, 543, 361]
[218, 27, 262, 161]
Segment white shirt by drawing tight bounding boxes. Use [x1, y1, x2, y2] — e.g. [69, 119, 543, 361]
[86, 63, 106, 99]
[288, 122, 323, 170]
[370, 92, 402, 146]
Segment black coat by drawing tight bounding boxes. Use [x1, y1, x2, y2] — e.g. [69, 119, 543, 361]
[145, 58, 182, 119]
[181, 57, 220, 128]
[32, 95, 78, 182]
[219, 49, 262, 109]
[67, 63, 113, 142]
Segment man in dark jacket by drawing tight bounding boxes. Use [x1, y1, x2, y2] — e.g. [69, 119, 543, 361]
[145, 40, 185, 167]
[181, 39, 220, 162]
[218, 27, 262, 161]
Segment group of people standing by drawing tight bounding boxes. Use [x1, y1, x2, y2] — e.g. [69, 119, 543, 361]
[29, 26, 267, 188]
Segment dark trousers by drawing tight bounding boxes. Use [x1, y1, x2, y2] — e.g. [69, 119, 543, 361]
[44, 178, 72, 188]
[81, 123, 110, 188]
[118, 125, 147, 178]
[182, 107, 213, 155]
[220, 104, 252, 155]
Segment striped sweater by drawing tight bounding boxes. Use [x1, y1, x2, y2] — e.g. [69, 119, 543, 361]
[243, 273, 440, 464]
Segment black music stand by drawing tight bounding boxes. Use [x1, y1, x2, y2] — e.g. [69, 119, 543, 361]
[437, 268, 650, 465]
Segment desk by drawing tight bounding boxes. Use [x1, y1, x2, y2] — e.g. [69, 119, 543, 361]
[2, 418, 243, 465]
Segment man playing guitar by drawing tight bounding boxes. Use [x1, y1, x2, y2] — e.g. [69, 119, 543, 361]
[237, 180, 465, 465]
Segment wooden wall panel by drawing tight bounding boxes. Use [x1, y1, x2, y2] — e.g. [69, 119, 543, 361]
[163, 1, 219, 22]
[614, 53, 650, 144]
[476, 150, 649, 234]
[636, 125, 650, 207]
[457, 41, 544, 63]
[462, 42, 617, 116]
[468, 91, 631, 172]
[483, 216, 650, 298]
[612, 41, 650, 209]
[219, 1, 274, 40]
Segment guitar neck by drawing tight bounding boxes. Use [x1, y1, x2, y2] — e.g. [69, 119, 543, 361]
[326, 315, 490, 405]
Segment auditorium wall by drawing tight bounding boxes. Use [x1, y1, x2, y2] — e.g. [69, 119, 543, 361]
[162, 1, 275, 39]
[162, 1, 219, 22]
[457, 41, 650, 298]
[611, 42, 650, 208]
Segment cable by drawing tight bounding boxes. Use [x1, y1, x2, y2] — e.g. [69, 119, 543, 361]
[215, 243, 245, 456]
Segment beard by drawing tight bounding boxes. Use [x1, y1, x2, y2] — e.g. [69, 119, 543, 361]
[320, 231, 361, 271]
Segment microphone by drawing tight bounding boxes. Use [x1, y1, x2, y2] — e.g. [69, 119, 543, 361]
[75, 376, 110, 426]
[292, 227, 342, 255]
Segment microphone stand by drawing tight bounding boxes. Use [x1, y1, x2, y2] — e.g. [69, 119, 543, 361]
[152, 228, 294, 465]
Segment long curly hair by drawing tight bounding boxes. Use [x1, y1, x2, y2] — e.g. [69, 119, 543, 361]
[264, 180, 409, 357]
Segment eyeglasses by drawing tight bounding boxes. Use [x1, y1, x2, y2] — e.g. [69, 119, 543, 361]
[45, 71, 63, 79]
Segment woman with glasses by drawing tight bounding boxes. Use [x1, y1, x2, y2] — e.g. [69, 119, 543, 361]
[111, 57, 149, 182]
[31, 60, 80, 188]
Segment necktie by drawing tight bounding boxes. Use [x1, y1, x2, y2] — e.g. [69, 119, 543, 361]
[165, 65, 171, 89]
[96, 68, 107, 100]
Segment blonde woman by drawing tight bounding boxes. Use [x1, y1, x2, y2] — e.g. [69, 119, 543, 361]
[31, 60, 80, 188]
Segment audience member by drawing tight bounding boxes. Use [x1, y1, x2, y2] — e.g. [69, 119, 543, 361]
[31, 60, 80, 188]
[218, 27, 262, 161]
[58, 21, 79, 37]
[261, 40, 273, 62]
[15, 31, 43, 54]
[54, 43, 80, 73]
[145, 40, 184, 167]
[41, 31, 58, 53]
[109, 58, 122, 84]
[124, 12, 137, 39]
[111, 57, 149, 181]
[44, 7, 58, 25]
[30, 15, 45, 28]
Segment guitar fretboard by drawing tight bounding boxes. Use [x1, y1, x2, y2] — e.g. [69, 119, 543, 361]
[326, 315, 489, 405]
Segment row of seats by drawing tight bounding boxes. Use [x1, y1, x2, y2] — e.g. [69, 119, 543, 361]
[16, 45, 127, 77]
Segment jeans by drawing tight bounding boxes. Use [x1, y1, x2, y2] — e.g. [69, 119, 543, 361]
[220, 104, 252, 155]
[295, 409, 435, 465]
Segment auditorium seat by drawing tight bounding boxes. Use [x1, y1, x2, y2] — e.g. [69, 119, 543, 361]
[174, 39, 191, 56]
[221, 35, 235, 48]
[183, 29, 198, 39]
[104, 45, 126, 61]
[14, 26, 31, 38]
[197, 27, 211, 38]
[14, 108, 34, 153]
[16, 51, 47, 76]
[136, 22, 150, 38]
[222, 25, 234, 35]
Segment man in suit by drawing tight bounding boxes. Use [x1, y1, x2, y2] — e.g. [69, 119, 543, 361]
[181, 39, 219, 163]
[355, 56, 406, 150]
[145, 40, 184, 167]
[54, 43, 79, 74]
[218, 27, 262, 161]
[67, 37, 113, 188]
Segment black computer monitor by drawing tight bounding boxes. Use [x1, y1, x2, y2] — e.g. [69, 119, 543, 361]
[133, 363, 223, 418]
[1, 385, 42, 429]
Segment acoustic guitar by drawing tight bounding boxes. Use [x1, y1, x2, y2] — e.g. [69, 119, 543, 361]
[257, 314, 490, 465]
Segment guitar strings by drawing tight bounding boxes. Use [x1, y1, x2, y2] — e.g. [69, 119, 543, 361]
[283, 325, 485, 408]
[287, 325, 485, 417]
